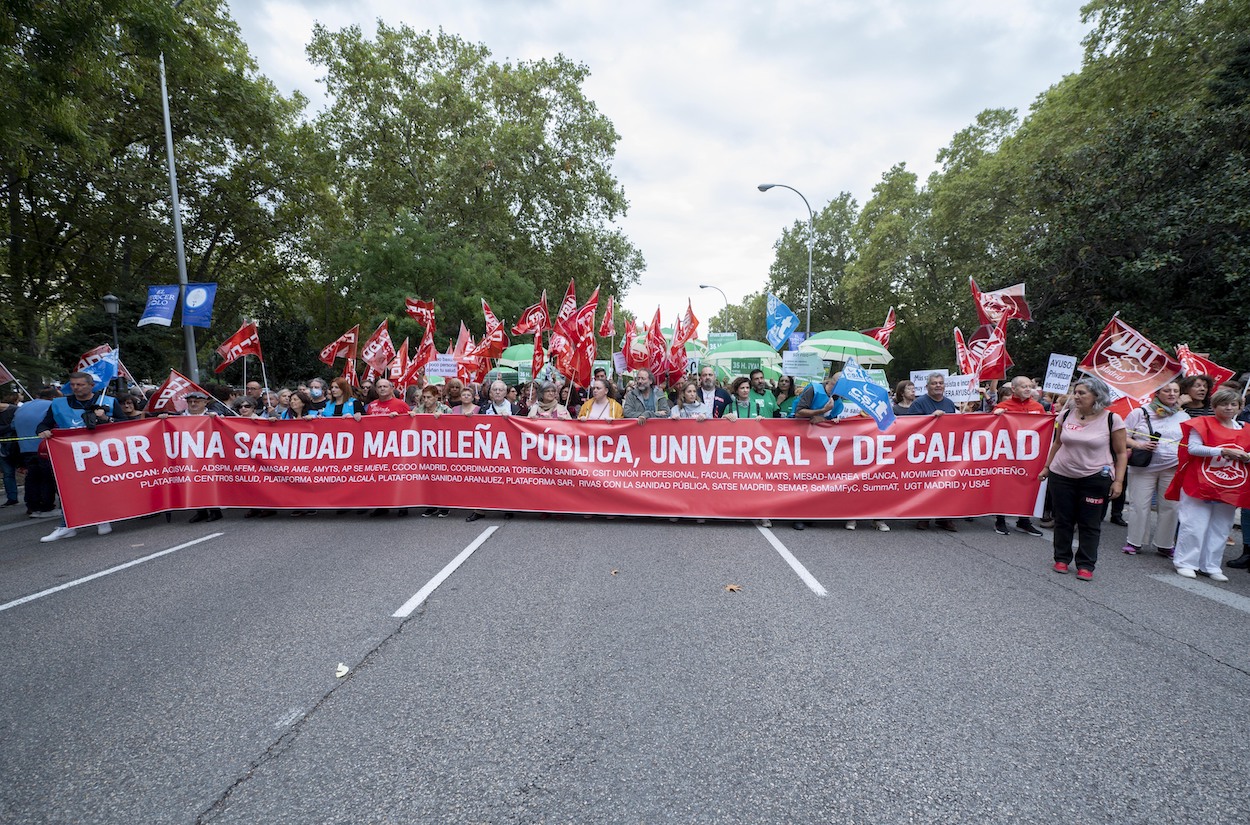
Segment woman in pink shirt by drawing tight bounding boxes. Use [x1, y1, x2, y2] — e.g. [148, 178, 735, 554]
[1038, 376, 1127, 581]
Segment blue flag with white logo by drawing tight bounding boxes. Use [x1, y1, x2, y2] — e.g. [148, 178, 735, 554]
[182, 283, 217, 328]
[63, 349, 119, 394]
[833, 356, 896, 432]
[765, 293, 800, 350]
[137, 285, 180, 327]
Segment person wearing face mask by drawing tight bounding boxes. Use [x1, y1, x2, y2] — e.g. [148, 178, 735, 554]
[1120, 382, 1189, 557]
[306, 378, 328, 412]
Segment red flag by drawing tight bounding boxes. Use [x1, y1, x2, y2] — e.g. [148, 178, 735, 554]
[145, 370, 215, 415]
[477, 299, 508, 359]
[555, 288, 599, 386]
[389, 337, 410, 386]
[622, 320, 649, 371]
[214, 322, 263, 374]
[0, 360, 13, 385]
[341, 358, 359, 388]
[597, 295, 615, 339]
[360, 322, 396, 376]
[1079, 316, 1182, 400]
[671, 300, 700, 349]
[319, 324, 360, 366]
[556, 280, 577, 324]
[411, 325, 437, 371]
[645, 309, 669, 382]
[953, 328, 976, 376]
[966, 322, 1012, 380]
[513, 291, 551, 335]
[1176, 344, 1235, 391]
[971, 278, 1032, 326]
[862, 307, 896, 349]
[405, 298, 436, 332]
[532, 334, 546, 378]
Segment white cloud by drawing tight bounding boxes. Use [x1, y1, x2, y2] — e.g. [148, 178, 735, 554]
[230, 0, 1088, 335]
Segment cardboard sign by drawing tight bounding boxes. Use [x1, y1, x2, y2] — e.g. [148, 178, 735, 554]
[425, 355, 459, 377]
[911, 369, 949, 389]
[782, 350, 825, 379]
[1043, 354, 1077, 395]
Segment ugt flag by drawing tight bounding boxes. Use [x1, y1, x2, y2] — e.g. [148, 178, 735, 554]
[138, 285, 180, 327]
[766, 294, 800, 351]
[833, 356, 896, 432]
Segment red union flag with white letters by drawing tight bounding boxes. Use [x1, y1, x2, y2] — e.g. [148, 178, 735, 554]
[214, 322, 263, 373]
[1079, 317, 1181, 400]
[47, 415, 1054, 528]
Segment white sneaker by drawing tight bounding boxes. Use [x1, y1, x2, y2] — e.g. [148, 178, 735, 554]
[29, 508, 62, 519]
[845, 520, 857, 530]
[97, 523, 113, 536]
[41, 526, 77, 543]
[874, 521, 890, 532]
[1176, 567, 1197, 579]
[1208, 571, 1229, 582]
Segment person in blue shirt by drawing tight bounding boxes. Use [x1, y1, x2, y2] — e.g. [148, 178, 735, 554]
[904, 372, 960, 532]
[905, 373, 958, 417]
[38, 372, 116, 541]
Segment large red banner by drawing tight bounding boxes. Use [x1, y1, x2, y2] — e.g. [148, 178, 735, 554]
[47, 416, 1052, 527]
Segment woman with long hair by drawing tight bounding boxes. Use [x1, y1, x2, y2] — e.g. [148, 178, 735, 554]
[670, 380, 708, 421]
[774, 375, 798, 418]
[281, 390, 318, 420]
[1179, 374, 1214, 417]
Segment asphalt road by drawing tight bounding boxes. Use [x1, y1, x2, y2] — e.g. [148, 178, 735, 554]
[2, 502, 1248, 824]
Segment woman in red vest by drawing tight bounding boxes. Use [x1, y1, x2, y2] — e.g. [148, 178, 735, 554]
[1165, 386, 1250, 580]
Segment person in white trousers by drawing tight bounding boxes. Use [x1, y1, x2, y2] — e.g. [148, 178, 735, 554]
[1171, 387, 1250, 581]
[1122, 382, 1188, 557]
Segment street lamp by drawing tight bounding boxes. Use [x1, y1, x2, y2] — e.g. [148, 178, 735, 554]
[699, 284, 729, 311]
[101, 294, 125, 394]
[160, 0, 200, 382]
[757, 183, 815, 337]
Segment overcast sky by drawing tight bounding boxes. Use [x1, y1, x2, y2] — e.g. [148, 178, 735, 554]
[231, 0, 1089, 335]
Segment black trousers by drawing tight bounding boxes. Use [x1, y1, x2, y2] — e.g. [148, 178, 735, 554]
[23, 453, 57, 513]
[1049, 472, 1112, 571]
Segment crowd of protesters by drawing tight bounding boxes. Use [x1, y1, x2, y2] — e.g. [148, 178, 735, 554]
[3, 362, 1248, 584]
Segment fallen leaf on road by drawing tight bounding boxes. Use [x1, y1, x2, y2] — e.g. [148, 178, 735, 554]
[611, 569, 619, 575]
[335, 663, 349, 678]
[725, 584, 742, 593]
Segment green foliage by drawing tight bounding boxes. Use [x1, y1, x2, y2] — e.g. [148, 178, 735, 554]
[709, 292, 768, 343]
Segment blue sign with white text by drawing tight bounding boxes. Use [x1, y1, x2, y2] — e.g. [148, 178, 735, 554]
[182, 283, 217, 328]
[137, 285, 180, 327]
[833, 357, 896, 432]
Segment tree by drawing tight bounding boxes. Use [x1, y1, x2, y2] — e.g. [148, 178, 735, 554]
[763, 193, 858, 334]
[303, 22, 643, 338]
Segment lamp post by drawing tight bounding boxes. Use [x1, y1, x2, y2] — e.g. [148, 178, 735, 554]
[102, 294, 125, 394]
[757, 183, 814, 337]
[160, 0, 200, 382]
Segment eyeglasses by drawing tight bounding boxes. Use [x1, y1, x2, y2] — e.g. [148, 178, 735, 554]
[239, 403, 255, 409]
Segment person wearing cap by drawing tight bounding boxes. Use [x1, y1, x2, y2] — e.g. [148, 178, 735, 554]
[177, 391, 225, 523]
[37, 371, 117, 541]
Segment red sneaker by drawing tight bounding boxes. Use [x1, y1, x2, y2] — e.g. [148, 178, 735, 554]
[1076, 569, 1093, 581]
[1053, 562, 1069, 574]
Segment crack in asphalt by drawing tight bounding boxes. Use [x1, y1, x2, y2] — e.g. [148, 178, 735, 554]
[194, 607, 427, 824]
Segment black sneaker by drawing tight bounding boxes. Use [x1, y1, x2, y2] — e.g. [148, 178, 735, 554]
[1016, 521, 1044, 537]
[994, 519, 1010, 536]
[421, 508, 438, 518]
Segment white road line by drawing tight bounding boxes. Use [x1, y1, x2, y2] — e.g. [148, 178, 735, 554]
[393, 526, 498, 618]
[0, 532, 223, 614]
[756, 525, 828, 597]
[0, 518, 45, 534]
[1149, 573, 1250, 616]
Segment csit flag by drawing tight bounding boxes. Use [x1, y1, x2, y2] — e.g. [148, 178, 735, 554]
[833, 357, 896, 432]
[766, 294, 800, 351]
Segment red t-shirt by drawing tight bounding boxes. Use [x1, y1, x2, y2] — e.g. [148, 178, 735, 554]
[993, 396, 1046, 414]
[365, 397, 410, 416]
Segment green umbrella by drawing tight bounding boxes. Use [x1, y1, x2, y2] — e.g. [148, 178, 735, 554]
[498, 343, 538, 369]
[704, 339, 782, 368]
[710, 362, 782, 383]
[798, 330, 893, 365]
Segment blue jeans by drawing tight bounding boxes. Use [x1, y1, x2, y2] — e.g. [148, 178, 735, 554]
[2, 455, 16, 503]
